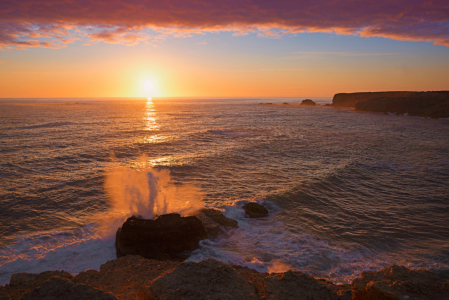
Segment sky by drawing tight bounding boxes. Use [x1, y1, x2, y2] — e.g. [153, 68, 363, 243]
[0, 0, 448, 98]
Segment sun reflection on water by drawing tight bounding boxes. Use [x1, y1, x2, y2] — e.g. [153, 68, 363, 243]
[145, 99, 159, 131]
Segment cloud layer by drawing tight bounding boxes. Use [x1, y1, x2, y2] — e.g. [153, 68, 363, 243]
[1, 0, 448, 49]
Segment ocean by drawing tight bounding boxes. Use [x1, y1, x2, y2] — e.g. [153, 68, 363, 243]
[1, 97, 448, 285]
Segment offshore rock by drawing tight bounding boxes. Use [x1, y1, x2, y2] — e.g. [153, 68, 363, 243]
[139, 259, 259, 300]
[301, 99, 316, 106]
[332, 91, 414, 107]
[0, 291, 8, 300]
[352, 265, 449, 300]
[242, 202, 269, 218]
[21, 277, 116, 300]
[193, 208, 238, 238]
[354, 91, 449, 119]
[263, 271, 341, 300]
[115, 213, 207, 261]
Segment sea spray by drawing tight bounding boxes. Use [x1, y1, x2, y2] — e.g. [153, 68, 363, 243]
[98, 153, 205, 236]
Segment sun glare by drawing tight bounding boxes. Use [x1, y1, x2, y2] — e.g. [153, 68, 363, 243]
[143, 79, 155, 100]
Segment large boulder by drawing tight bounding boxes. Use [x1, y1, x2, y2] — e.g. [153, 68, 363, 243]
[263, 271, 341, 300]
[193, 208, 238, 238]
[21, 277, 116, 300]
[115, 213, 207, 261]
[352, 265, 449, 300]
[138, 259, 259, 300]
[242, 202, 269, 218]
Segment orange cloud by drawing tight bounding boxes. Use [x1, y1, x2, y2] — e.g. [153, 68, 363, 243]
[0, 0, 448, 49]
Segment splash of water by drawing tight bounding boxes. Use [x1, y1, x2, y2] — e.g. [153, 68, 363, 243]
[97, 154, 204, 235]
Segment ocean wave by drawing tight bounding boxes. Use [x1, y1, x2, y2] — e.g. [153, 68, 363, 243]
[208, 128, 259, 137]
[21, 122, 75, 129]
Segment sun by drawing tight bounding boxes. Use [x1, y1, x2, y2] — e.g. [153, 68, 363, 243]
[143, 79, 155, 100]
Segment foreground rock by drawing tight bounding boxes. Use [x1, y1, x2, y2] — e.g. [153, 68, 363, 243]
[116, 213, 207, 261]
[264, 271, 341, 300]
[22, 277, 116, 300]
[139, 259, 259, 300]
[355, 91, 449, 118]
[193, 208, 238, 239]
[301, 99, 316, 106]
[243, 202, 269, 218]
[2, 256, 448, 300]
[352, 265, 449, 300]
[332, 91, 414, 107]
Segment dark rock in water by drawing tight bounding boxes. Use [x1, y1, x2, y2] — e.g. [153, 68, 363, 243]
[21, 277, 116, 300]
[352, 265, 449, 300]
[355, 91, 449, 119]
[115, 213, 207, 261]
[242, 202, 269, 218]
[139, 259, 259, 300]
[301, 99, 316, 106]
[264, 271, 341, 300]
[193, 208, 239, 239]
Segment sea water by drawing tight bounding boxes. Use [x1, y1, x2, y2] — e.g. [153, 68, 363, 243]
[0, 97, 448, 285]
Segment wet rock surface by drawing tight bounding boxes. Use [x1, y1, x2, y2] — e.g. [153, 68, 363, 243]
[193, 208, 238, 238]
[242, 202, 269, 218]
[352, 265, 449, 300]
[115, 213, 207, 260]
[139, 259, 259, 300]
[21, 277, 116, 300]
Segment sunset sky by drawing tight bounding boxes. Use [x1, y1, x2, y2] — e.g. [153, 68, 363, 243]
[1, 0, 448, 98]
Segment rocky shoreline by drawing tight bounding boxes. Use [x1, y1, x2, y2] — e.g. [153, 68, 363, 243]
[1, 205, 448, 299]
[1, 256, 448, 300]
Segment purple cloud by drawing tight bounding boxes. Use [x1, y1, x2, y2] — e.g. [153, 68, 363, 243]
[1, 0, 448, 49]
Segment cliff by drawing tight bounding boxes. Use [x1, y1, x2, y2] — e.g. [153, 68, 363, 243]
[1, 256, 448, 300]
[332, 92, 414, 107]
[354, 91, 449, 119]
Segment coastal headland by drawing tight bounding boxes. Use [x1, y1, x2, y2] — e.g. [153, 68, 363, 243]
[1, 207, 448, 300]
[332, 91, 449, 118]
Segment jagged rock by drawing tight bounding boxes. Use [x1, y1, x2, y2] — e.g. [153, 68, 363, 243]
[75, 255, 180, 300]
[0, 290, 9, 300]
[352, 265, 449, 300]
[3, 271, 73, 300]
[301, 99, 316, 106]
[193, 208, 238, 238]
[263, 271, 341, 300]
[9, 271, 72, 286]
[139, 259, 259, 300]
[242, 202, 269, 218]
[21, 277, 116, 300]
[115, 213, 207, 261]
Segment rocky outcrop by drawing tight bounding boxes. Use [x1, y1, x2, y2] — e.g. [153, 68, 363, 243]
[193, 208, 238, 239]
[115, 213, 207, 261]
[301, 99, 316, 106]
[139, 259, 259, 300]
[242, 202, 269, 218]
[352, 265, 449, 300]
[2, 257, 448, 300]
[332, 91, 414, 107]
[263, 271, 341, 300]
[3, 271, 73, 300]
[354, 91, 449, 118]
[21, 277, 116, 300]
